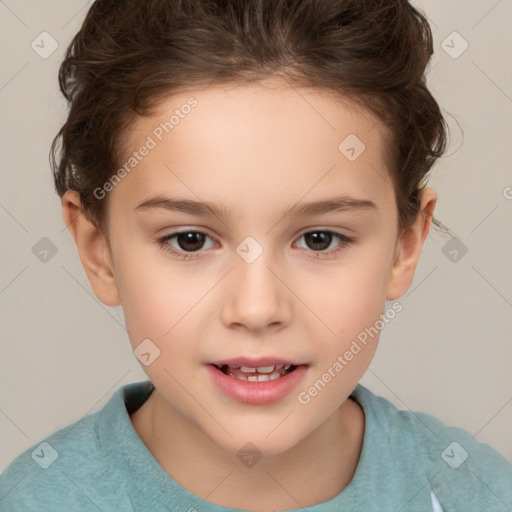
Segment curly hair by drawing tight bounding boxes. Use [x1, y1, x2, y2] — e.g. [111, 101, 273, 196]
[51, 0, 448, 233]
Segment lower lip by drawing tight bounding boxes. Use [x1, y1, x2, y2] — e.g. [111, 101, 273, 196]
[206, 364, 308, 405]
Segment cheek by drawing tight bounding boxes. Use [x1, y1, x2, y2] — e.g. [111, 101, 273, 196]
[309, 248, 394, 335]
[299, 238, 396, 377]
[295, 254, 394, 413]
[113, 250, 201, 352]
[116, 259, 210, 397]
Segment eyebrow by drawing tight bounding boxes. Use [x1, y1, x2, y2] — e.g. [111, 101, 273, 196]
[135, 195, 377, 220]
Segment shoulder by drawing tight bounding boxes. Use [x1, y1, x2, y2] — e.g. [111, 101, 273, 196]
[0, 411, 105, 510]
[0, 381, 153, 511]
[352, 384, 512, 510]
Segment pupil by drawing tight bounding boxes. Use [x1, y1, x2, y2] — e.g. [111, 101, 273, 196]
[305, 231, 331, 251]
[178, 232, 205, 251]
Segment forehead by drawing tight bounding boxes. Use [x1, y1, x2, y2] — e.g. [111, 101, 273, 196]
[114, 78, 395, 215]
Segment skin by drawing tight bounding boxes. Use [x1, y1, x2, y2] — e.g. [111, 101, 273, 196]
[62, 76, 436, 511]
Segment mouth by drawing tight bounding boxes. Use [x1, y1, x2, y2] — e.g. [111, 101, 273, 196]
[211, 363, 298, 382]
[205, 358, 308, 404]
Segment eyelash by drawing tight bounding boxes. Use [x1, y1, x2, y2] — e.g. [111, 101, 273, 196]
[157, 229, 355, 261]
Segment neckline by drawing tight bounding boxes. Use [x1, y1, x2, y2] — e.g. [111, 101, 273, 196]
[98, 380, 374, 511]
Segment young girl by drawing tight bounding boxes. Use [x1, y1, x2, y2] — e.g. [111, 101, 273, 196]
[1, 0, 511, 510]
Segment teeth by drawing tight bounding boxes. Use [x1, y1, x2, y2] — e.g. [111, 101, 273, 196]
[216, 363, 297, 382]
[228, 370, 284, 382]
[240, 366, 257, 373]
[255, 365, 275, 374]
[239, 364, 286, 374]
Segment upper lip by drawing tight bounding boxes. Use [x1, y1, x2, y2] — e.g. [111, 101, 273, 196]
[207, 357, 305, 367]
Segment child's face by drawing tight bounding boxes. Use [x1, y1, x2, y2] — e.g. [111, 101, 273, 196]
[70, 78, 432, 456]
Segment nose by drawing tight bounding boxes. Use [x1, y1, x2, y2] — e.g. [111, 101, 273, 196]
[220, 245, 292, 334]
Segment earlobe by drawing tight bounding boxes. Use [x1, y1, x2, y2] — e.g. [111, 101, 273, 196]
[61, 190, 121, 306]
[386, 187, 437, 300]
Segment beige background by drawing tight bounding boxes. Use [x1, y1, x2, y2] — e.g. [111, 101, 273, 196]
[1, 0, 511, 472]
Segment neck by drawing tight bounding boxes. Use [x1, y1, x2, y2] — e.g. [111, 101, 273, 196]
[130, 390, 364, 511]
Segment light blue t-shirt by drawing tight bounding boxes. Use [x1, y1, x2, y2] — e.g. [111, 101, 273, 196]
[1, 380, 511, 511]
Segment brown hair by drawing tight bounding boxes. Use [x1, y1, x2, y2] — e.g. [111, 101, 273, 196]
[51, 0, 448, 233]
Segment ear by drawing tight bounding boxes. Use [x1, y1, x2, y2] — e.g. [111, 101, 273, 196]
[61, 190, 121, 306]
[386, 187, 436, 300]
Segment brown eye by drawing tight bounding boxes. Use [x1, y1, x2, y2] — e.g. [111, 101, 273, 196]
[294, 230, 354, 259]
[158, 230, 217, 260]
[174, 232, 207, 252]
[303, 231, 333, 251]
